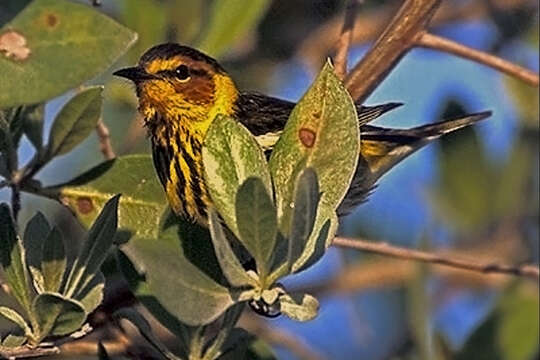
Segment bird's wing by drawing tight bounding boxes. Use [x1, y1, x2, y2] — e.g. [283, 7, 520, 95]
[236, 91, 400, 151]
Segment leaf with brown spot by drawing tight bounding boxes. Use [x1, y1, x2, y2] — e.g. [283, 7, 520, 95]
[0, 0, 137, 107]
[269, 61, 360, 236]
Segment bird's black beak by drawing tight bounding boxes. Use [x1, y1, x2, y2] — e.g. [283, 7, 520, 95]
[113, 66, 155, 82]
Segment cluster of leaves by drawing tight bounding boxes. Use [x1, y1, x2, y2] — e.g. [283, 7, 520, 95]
[0, 196, 119, 349]
[0, 1, 362, 358]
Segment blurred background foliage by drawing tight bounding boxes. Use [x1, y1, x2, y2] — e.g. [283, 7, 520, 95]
[0, 0, 538, 359]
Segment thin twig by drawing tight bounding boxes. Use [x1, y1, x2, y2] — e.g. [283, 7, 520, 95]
[10, 184, 21, 221]
[332, 237, 540, 280]
[333, 0, 362, 79]
[344, 0, 441, 103]
[0, 346, 59, 359]
[417, 32, 539, 86]
[96, 119, 116, 160]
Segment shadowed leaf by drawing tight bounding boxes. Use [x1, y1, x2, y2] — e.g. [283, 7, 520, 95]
[33, 292, 85, 338]
[235, 177, 277, 278]
[41, 227, 66, 293]
[0, 204, 32, 312]
[46, 86, 103, 160]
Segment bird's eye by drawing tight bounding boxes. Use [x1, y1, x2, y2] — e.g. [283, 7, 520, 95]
[175, 65, 190, 81]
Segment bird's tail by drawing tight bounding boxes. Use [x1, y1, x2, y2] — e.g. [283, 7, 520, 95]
[338, 110, 492, 216]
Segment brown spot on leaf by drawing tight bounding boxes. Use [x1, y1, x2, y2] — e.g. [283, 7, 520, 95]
[299, 128, 316, 148]
[0, 31, 30, 61]
[77, 197, 94, 214]
[45, 13, 58, 27]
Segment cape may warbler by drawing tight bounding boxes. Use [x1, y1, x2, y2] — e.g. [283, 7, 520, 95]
[114, 43, 490, 225]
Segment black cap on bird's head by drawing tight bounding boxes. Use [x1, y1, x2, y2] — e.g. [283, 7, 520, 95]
[113, 43, 225, 84]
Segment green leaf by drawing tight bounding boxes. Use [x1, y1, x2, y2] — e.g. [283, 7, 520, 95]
[288, 168, 319, 272]
[235, 177, 277, 278]
[77, 272, 104, 314]
[1, 334, 26, 348]
[120, 214, 235, 326]
[497, 285, 539, 360]
[41, 227, 66, 293]
[196, 0, 270, 58]
[115, 308, 182, 360]
[33, 292, 85, 338]
[21, 104, 45, 151]
[65, 194, 119, 298]
[23, 211, 50, 269]
[46, 86, 103, 159]
[279, 292, 319, 322]
[292, 210, 338, 274]
[269, 61, 359, 234]
[208, 209, 255, 288]
[202, 114, 271, 238]
[0, 306, 32, 337]
[0, 0, 137, 108]
[29, 266, 45, 294]
[51, 155, 167, 239]
[0, 204, 32, 313]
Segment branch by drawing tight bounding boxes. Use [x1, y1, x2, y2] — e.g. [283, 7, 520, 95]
[333, 0, 362, 79]
[344, 0, 441, 103]
[416, 32, 539, 87]
[96, 119, 116, 160]
[332, 237, 540, 280]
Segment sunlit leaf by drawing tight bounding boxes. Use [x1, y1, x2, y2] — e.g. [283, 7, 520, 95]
[0, 0, 137, 108]
[203, 115, 271, 238]
[279, 292, 319, 322]
[196, 0, 270, 58]
[1, 334, 26, 348]
[46, 86, 103, 159]
[0, 306, 32, 338]
[51, 155, 166, 239]
[269, 61, 359, 235]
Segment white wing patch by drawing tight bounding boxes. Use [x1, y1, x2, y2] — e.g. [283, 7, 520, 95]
[255, 131, 283, 151]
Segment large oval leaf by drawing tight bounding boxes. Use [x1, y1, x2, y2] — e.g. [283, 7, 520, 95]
[0, 0, 137, 108]
[202, 115, 271, 238]
[49, 155, 167, 239]
[269, 61, 359, 234]
[120, 214, 235, 326]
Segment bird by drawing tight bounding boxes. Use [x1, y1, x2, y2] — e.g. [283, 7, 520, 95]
[113, 43, 491, 225]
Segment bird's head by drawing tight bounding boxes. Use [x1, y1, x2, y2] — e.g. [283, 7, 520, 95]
[114, 43, 238, 132]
